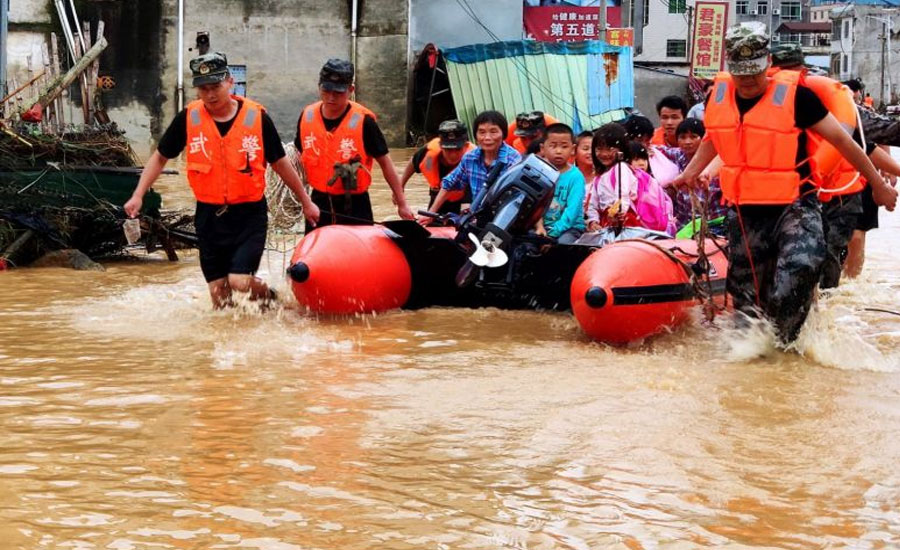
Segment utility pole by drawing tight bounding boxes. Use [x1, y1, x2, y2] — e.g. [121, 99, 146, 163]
[634, 0, 645, 55]
[600, 0, 608, 42]
[881, 20, 887, 108]
[686, 6, 694, 63]
[1, 0, 8, 99]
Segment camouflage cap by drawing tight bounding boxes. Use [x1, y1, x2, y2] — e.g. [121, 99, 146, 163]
[319, 58, 354, 92]
[437, 119, 469, 149]
[190, 52, 230, 87]
[724, 22, 770, 76]
[771, 43, 805, 68]
[514, 111, 546, 137]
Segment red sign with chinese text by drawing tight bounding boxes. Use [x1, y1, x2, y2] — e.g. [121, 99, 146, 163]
[606, 28, 634, 47]
[690, 1, 728, 79]
[524, 7, 623, 42]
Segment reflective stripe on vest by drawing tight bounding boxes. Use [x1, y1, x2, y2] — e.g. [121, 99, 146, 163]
[706, 71, 802, 205]
[298, 100, 376, 194]
[184, 96, 268, 205]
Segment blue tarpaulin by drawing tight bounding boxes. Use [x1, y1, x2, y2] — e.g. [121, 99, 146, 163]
[443, 40, 634, 133]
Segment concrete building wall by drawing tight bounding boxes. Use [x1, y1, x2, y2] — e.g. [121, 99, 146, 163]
[6, 1, 51, 86]
[636, 0, 691, 63]
[634, 66, 689, 124]
[9, 0, 50, 23]
[831, 5, 900, 105]
[735, 0, 803, 33]
[408, 0, 523, 52]
[357, 0, 410, 146]
[637, 0, 736, 65]
[158, 0, 353, 150]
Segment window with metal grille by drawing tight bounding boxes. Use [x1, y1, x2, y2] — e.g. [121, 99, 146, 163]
[666, 39, 687, 57]
[780, 1, 801, 20]
[669, 0, 686, 14]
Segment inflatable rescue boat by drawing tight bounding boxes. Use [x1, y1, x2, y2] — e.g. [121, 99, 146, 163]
[288, 156, 728, 344]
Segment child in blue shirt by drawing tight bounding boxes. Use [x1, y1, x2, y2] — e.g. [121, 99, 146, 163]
[535, 123, 586, 244]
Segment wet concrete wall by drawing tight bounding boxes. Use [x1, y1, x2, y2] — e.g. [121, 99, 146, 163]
[5, 0, 164, 148]
[356, 0, 410, 146]
[633, 66, 688, 125]
[157, 0, 353, 151]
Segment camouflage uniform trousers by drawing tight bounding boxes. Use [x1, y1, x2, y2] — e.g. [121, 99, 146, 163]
[819, 192, 863, 289]
[726, 195, 826, 344]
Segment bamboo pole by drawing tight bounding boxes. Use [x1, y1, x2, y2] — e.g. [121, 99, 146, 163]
[0, 71, 47, 105]
[41, 43, 52, 130]
[82, 20, 94, 123]
[28, 36, 107, 114]
[50, 33, 66, 128]
[72, 38, 89, 124]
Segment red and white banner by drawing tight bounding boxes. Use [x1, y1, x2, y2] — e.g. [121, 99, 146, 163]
[690, 1, 728, 79]
[524, 7, 622, 42]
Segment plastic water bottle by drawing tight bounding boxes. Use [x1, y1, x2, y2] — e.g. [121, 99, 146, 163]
[123, 218, 141, 245]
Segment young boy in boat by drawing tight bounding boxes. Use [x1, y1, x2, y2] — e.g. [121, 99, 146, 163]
[667, 118, 728, 236]
[534, 123, 586, 244]
[418, 110, 522, 224]
[575, 130, 595, 213]
[586, 123, 675, 235]
[123, 52, 320, 309]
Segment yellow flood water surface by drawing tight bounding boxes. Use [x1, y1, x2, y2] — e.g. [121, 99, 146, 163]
[1, 149, 900, 549]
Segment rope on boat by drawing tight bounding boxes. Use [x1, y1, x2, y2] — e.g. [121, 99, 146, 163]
[264, 142, 306, 233]
[689, 188, 726, 322]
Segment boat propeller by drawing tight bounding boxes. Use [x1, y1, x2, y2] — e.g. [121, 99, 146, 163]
[467, 232, 508, 268]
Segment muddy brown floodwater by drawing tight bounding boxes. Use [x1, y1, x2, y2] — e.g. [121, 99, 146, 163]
[1, 149, 899, 549]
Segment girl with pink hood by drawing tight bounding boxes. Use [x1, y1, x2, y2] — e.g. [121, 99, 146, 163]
[586, 123, 676, 235]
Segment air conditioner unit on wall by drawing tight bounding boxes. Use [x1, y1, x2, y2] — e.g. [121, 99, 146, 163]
[772, 8, 781, 15]
[751, 9, 758, 15]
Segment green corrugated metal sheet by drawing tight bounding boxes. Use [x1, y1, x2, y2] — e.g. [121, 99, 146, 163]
[444, 40, 633, 133]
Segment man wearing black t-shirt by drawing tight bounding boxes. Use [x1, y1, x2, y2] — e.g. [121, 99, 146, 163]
[676, 23, 896, 345]
[295, 59, 413, 232]
[124, 52, 320, 309]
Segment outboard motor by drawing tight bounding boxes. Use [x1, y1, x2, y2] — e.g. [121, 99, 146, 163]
[455, 154, 558, 285]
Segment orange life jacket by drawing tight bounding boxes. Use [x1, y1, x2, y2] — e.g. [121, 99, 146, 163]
[419, 138, 473, 202]
[298, 100, 375, 194]
[767, 68, 867, 201]
[505, 113, 558, 146]
[511, 137, 529, 155]
[185, 96, 267, 205]
[803, 75, 866, 201]
[650, 126, 666, 146]
[864, 96, 874, 107]
[705, 71, 803, 205]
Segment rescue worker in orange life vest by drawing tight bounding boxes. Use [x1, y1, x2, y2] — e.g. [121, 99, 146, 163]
[124, 52, 320, 309]
[509, 112, 547, 155]
[651, 95, 687, 147]
[295, 59, 414, 232]
[770, 43, 900, 289]
[675, 22, 897, 345]
[400, 120, 474, 215]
